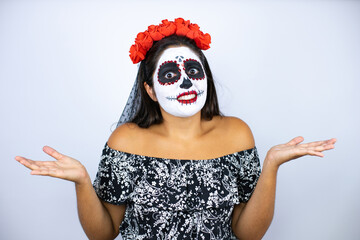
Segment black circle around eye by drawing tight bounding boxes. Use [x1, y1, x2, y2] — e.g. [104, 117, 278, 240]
[158, 62, 181, 84]
[184, 60, 204, 79]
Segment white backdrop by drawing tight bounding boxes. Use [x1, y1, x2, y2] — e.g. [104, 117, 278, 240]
[1, 0, 359, 239]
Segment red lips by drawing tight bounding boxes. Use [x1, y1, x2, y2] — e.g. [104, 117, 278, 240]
[177, 90, 197, 104]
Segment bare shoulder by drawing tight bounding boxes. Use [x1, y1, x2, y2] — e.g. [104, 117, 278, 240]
[213, 116, 255, 151]
[107, 123, 145, 153]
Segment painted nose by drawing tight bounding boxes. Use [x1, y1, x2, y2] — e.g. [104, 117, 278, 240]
[180, 77, 193, 89]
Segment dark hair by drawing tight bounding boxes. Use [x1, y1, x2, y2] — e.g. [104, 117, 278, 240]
[130, 35, 221, 128]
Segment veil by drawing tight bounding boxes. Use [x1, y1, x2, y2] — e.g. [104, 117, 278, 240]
[116, 74, 141, 128]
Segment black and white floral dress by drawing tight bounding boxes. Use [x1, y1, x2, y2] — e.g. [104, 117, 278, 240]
[93, 142, 261, 240]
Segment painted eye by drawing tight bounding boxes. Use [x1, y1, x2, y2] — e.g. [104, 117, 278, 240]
[165, 71, 177, 79]
[158, 62, 181, 84]
[184, 60, 204, 79]
[188, 68, 199, 75]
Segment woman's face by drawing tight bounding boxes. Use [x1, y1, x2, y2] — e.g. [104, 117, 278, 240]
[152, 46, 207, 118]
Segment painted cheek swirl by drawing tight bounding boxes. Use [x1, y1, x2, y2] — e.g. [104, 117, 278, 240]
[183, 59, 205, 80]
[157, 61, 181, 85]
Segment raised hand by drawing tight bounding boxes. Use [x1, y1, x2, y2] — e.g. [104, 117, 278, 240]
[265, 136, 336, 168]
[15, 146, 89, 185]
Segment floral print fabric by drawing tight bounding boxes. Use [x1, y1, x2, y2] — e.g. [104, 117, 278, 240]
[93, 142, 261, 240]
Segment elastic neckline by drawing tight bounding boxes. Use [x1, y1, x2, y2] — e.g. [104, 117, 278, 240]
[105, 142, 256, 162]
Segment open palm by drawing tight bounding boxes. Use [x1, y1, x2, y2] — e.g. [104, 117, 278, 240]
[15, 146, 88, 184]
[266, 136, 337, 167]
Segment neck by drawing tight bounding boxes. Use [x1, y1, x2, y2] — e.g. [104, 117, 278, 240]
[159, 109, 203, 140]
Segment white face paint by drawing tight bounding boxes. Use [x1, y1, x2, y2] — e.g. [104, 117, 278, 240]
[152, 46, 207, 118]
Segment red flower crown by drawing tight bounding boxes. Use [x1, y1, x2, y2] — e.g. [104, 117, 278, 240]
[129, 18, 211, 64]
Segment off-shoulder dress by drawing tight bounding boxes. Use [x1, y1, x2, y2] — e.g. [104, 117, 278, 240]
[93, 142, 261, 240]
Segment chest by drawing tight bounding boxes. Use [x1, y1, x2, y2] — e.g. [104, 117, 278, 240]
[138, 131, 236, 160]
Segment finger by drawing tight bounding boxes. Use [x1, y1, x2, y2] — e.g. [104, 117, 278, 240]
[313, 143, 335, 152]
[15, 156, 29, 162]
[292, 147, 324, 158]
[302, 138, 337, 148]
[328, 138, 337, 145]
[16, 156, 58, 169]
[297, 143, 334, 158]
[31, 168, 62, 178]
[307, 150, 324, 158]
[42, 146, 65, 161]
[31, 168, 53, 176]
[286, 136, 304, 146]
[304, 141, 335, 152]
[15, 156, 41, 170]
[301, 140, 328, 148]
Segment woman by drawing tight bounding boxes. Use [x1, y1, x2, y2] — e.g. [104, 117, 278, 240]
[15, 18, 336, 240]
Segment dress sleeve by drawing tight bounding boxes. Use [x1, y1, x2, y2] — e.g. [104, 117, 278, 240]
[93, 143, 138, 205]
[237, 147, 262, 203]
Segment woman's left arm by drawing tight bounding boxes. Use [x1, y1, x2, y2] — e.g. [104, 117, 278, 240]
[232, 136, 336, 240]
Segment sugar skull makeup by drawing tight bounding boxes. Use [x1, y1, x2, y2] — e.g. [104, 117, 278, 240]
[153, 46, 207, 118]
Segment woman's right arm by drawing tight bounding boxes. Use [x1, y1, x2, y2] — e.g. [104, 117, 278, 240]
[15, 145, 124, 240]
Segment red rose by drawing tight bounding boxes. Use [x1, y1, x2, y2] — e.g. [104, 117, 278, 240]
[174, 18, 190, 36]
[129, 43, 147, 64]
[194, 32, 211, 50]
[186, 23, 200, 39]
[147, 25, 164, 41]
[135, 31, 153, 51]
[158, 19, 176, 37]
[174, 18, 184, 25]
